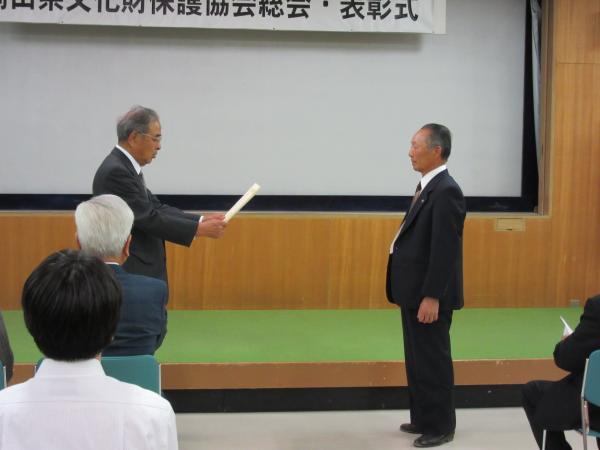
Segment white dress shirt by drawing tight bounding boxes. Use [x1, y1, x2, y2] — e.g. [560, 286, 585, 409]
[417, 164, 447, 192]
[116, 144, 142, 175]
[0, 358, 178, 450]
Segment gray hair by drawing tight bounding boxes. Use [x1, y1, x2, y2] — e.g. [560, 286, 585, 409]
[421, 123, 452, 160]
[75, 194, 134, 259]
[116, 106, 160, 142]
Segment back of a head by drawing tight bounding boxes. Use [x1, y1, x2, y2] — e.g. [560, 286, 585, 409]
[75, 194, 134, 260]
[22, 249, 122, 361]
[421, 123, 452, 160]
[117, 105, 159, 142]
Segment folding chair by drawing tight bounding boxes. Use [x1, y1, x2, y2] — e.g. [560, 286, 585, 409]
[101, 355, 161, 394]
[542, 350, 600, 450]
[580, 349, 600, 450]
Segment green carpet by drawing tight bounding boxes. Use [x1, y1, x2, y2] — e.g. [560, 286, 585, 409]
[3, 308, 583, 364]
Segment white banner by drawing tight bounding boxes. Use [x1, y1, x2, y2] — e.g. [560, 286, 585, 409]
[0, 0, 445, 33]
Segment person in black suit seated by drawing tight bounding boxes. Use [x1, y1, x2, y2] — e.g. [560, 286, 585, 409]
[0, 312, 14, 383]
[93, 105, 226, 283]
[75, 194, 168, 356]
[387, 124, 466, 448]
[522, 295, 600, 450]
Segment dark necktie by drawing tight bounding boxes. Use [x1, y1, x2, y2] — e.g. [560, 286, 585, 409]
[139, 172, 149, 198]
[408, 181, 422, 213]
[400, 181, 423, 226]
[390, 181, 423, 252]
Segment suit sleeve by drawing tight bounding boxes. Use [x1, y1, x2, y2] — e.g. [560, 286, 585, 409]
[102, 166, 199, 246]
[554, 296, 600, 374]
[149, 191, 202, 222]
[422, 184, 465, 300]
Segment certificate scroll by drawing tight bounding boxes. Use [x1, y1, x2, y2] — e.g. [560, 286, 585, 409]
[224, 183, 261, 222]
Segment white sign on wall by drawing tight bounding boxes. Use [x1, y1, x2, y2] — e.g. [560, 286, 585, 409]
[0, 0, 445, 33]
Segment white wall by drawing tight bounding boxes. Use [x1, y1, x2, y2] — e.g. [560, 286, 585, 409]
[0, 0, 525, 197]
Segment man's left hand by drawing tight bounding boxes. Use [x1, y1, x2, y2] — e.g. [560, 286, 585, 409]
[417, 297, 439, 324]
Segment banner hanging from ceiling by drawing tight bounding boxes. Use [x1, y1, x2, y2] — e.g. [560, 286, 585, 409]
[0, 0, 446, 33]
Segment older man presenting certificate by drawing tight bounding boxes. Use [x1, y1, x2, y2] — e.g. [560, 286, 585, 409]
[93, 105, 227, 284]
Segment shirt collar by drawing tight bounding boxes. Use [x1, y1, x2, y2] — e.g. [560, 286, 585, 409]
[420, 164, 447, 191]
[115, 144, 142, 175]
[36, 358, 105, 378]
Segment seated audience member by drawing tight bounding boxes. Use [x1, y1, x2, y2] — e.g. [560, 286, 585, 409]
[75, 194, 168, 356]
[0, 311, 14, 382]
[0, 250, 177, 450]
[522, 294, 600, 450]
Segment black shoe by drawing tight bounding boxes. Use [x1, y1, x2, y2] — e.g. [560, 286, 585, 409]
[413, 432, 454, 448]
[399, 423, 423, 434]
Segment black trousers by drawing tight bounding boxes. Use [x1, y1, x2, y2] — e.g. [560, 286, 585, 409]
[401, 307, 455, 435]
[522, 380, 600, 450]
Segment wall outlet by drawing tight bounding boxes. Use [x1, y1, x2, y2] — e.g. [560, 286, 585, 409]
[569, 299, 580, 307]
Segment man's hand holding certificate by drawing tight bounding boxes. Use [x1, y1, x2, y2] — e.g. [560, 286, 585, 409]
[196, 212, 227, 238]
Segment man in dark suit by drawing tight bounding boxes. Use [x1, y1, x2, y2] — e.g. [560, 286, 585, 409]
[93, 105, 226, 283]
[75, 194, 167, 356]
[387, 123, 466, 448]
[522, 295, 600, 450]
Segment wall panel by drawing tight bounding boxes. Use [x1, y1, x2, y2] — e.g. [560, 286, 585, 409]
[554, 0, 600, 64]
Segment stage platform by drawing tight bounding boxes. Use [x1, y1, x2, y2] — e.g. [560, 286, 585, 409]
[4, 308, 579, 411]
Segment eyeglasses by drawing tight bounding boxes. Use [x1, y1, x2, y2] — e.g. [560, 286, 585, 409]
[139, 132, 162, 143]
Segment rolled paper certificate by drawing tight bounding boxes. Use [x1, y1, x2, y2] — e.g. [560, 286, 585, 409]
[224, 183, 261, 222]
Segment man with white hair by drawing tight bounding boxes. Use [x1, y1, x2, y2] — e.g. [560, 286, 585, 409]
[75, 194, 168, 356]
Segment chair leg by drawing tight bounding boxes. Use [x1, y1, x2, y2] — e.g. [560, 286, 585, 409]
[582, 403, 589, 450]
[542, 429, 546, 450]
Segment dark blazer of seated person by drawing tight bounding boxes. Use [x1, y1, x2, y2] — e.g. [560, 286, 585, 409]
[103, 264, 167, 357]
[74, 194, 168, 358]
[522, 295, 600, 450]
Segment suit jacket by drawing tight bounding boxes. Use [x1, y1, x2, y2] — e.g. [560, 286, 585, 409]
[103, 264, 168, 357]
[540, 295, 600, 429]
[386, 170, 466, 310]
[0, 312, 14, 382]
[93, 147, 200, 281]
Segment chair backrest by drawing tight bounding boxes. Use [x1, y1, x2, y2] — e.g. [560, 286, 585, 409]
[101, 355, 161, 394]
[0, 362, 5, 390]
[583, 349, 600, 407]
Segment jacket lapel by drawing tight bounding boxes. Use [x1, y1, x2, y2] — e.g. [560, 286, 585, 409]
[111, 147, 138, 178]
[400, 170, 447, 234]
[111, 147, 147, 196]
